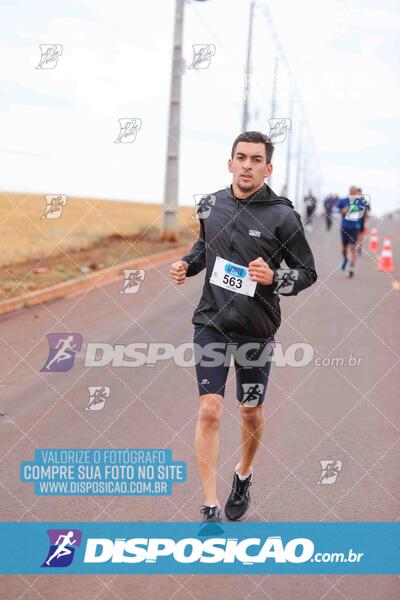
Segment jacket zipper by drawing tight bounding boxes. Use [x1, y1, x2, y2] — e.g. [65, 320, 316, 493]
[227, 196, 241, 325]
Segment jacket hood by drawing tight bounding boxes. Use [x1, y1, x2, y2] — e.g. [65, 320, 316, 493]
[230, 183, 294, 209]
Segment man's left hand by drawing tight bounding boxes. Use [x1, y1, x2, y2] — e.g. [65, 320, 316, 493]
[248, 257, 275, 285]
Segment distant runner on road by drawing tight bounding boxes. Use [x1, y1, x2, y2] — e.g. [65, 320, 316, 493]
[170, 131, 318, 525]
[323, 193, 337, 231]
[337, 186, 369, 278]
[303, 189, 317, 232]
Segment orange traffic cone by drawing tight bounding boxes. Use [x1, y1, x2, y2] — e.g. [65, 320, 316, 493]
[377, 238, 394, 272]
[369, 228, 379, 252]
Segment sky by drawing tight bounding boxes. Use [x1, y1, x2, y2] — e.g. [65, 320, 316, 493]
[0, 0, 399, 216]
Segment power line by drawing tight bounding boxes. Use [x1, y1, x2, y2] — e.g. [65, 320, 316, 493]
[258, 1, 322, 190]
[187, 0, 322, 198]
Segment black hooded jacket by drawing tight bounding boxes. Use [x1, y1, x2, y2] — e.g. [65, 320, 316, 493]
[181, 183, 318, 341]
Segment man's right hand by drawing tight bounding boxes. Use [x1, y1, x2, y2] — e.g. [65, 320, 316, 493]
[170, 260, 188, 285]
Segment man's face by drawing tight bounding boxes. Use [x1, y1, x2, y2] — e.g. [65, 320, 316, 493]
[349, 186, 358, 196]
[228, 141, 272, 192]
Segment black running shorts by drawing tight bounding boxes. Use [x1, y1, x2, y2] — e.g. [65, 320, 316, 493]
[193, 325, 275, 406]
[341, 228, 359, 246]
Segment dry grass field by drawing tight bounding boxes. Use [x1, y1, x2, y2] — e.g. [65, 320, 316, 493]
[0, 192, 197, 301]
[0, 192, 195, 265]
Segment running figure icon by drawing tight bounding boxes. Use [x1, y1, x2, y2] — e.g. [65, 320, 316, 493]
[44, 335, 77, 371]
[120, 270, 145, 294]
[45, 531, 77, 566]
[242, 384, 263, 405]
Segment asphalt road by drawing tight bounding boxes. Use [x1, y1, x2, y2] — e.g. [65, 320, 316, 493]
[0, 213, 399, 599]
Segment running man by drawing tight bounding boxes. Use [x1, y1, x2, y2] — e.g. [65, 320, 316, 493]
[337, 186, 369, 278]
[45, 531, 77, 566]
[170, 131, 317, 524]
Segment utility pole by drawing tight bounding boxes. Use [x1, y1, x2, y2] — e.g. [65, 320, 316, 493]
[161, 0, 185, 242]
[294, 122, 303, 212]
[268, 56, 279, 188]
[241, 0, 255, 132]
[301, 146, 307, 207]
[270, 57, 279, 120]
[283, 90, 293, 196]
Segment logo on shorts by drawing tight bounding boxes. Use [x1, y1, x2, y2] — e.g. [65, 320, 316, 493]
[41, 333, 83, 372]
[317, 460, 342, 485]
[41, 529, 82, 567]
[249, 229, 260, 237]
[241, 383, 264, 407]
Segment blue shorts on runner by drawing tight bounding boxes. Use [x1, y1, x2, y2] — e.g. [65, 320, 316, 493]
[193, 325, 274, 406]
[341, 228, 359, 247]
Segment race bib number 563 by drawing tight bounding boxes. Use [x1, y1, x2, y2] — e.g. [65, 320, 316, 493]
[210, 257, 257, 297]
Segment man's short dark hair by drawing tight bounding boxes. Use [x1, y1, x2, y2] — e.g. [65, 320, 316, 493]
[231, 131, 274, 164]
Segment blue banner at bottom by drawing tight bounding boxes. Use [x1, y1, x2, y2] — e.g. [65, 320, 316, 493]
[0, 522, 398, 574]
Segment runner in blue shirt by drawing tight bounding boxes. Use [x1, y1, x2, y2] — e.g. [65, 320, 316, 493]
[336, 186, 369, 278]
[356, 187, 370, 256]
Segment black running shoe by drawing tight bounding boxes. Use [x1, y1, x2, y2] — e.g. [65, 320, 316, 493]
[224, 471, 252, 520]
[349, 268, 355, 278]
[200, 505, 222, 523]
